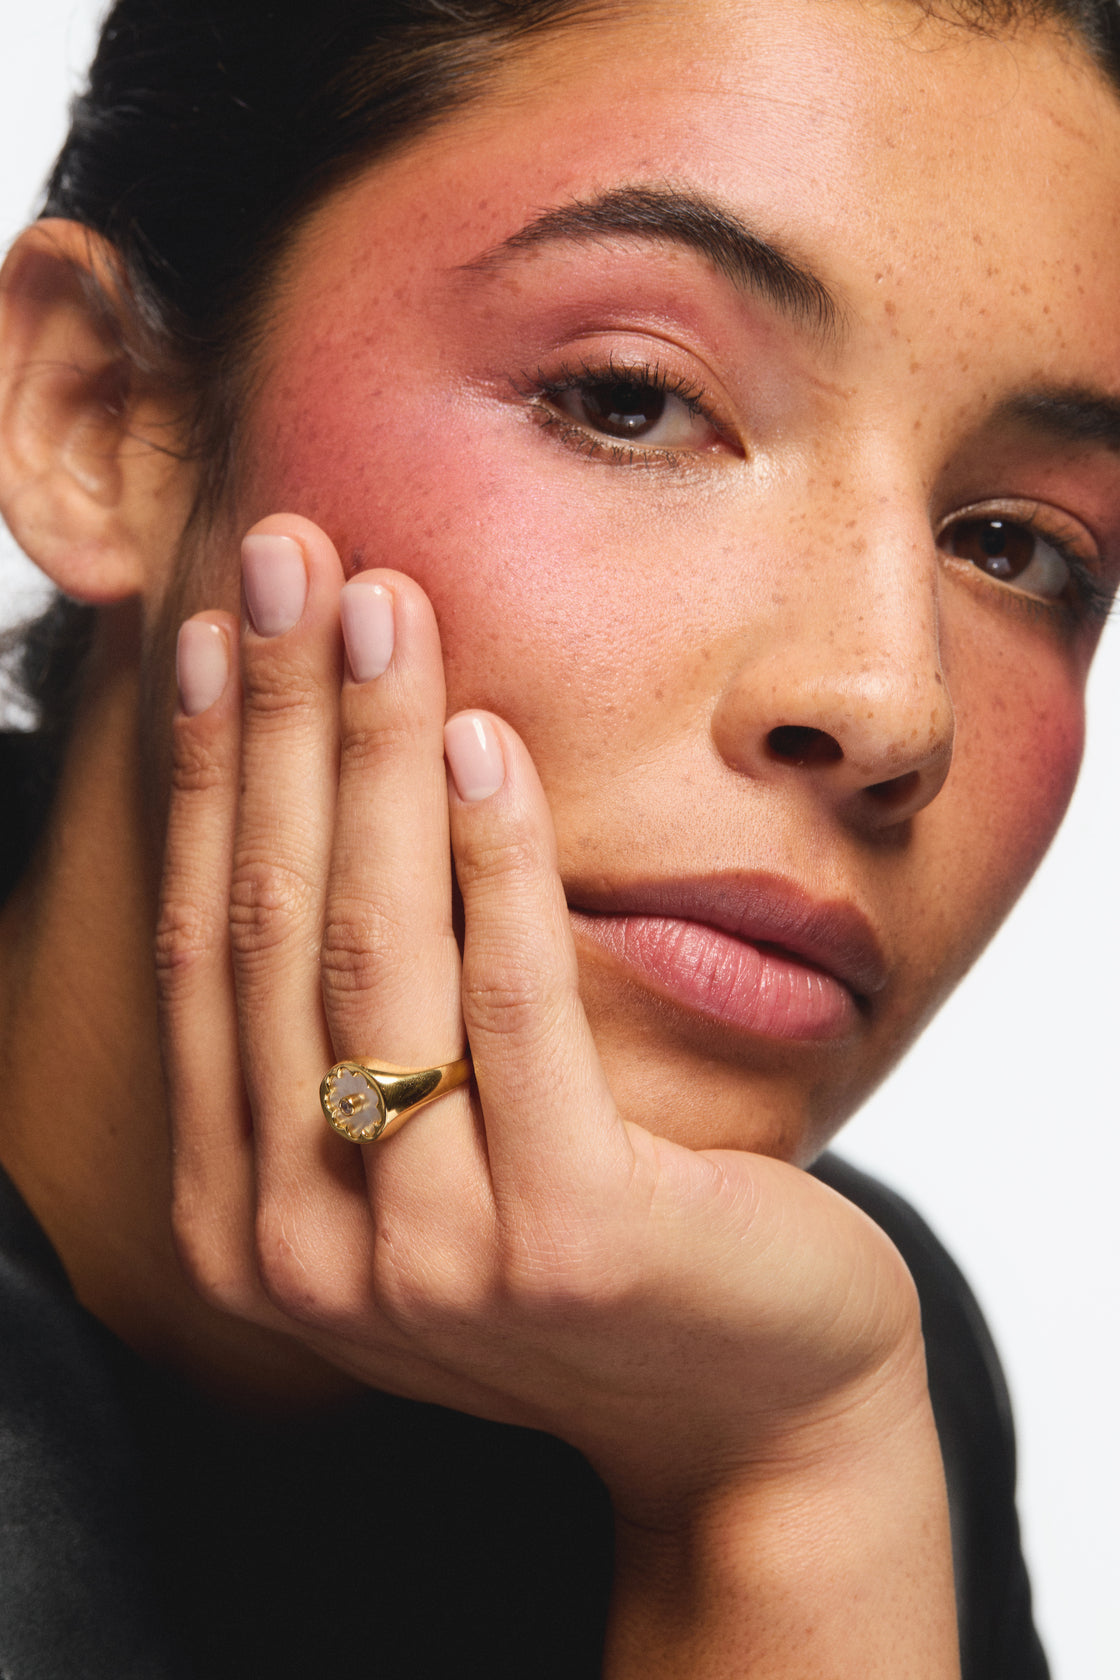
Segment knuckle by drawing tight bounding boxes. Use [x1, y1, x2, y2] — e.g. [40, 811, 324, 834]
[228, 856, 317, 961]
[454, 829, 543, 894]
[254, 1205, 370, 1332]
[154, 895, 217, 994]
[241, 656, 320, 726]
[339, 713, 427, 777]
[170, 1199, 260, 1320]
[254, 1206, 334, 1324]
[170, 729, 230, 800]
[461, 953, 550, 1040]
[320, 898, 407, 997]
[370, 1225, 488, 1339]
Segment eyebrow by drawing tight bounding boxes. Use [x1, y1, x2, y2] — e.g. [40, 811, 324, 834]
[997, 389, 1120, 452]
[462, 185, 841, 340]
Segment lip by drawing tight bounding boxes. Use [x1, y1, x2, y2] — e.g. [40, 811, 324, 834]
[568, 874, 888, 1043]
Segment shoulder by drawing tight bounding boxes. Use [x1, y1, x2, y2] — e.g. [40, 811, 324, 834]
[0, 1166, 185, 1677]
[812, 1153, 1050, 1680]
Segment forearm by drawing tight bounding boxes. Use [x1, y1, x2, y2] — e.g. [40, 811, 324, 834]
[604, 1371, 960, 1679]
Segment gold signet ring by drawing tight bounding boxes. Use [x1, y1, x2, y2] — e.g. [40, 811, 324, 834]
[320, 1057, 472, 1143]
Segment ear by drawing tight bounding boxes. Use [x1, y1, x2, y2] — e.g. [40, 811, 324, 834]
[0, 219, 197, 604]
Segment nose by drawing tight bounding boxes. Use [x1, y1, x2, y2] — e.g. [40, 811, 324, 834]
[709, 521, 955, 828]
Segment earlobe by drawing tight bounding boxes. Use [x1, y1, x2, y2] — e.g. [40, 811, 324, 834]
[0, 219, 191, 604]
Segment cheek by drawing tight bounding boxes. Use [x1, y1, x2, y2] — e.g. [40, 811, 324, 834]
[939, 622, 1087, 951]
[237, 353, 717, 775]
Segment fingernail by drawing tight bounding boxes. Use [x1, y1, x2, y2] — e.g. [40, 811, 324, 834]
[242, 533, 307, 636]
[340, 579, 395, 681]
[176, 620, 230, 716]
[444, 713, 505, 802]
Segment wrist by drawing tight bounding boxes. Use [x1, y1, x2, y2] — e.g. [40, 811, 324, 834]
[604, 1345, 960, 1678]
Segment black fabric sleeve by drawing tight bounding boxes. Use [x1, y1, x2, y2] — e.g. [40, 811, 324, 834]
[812, 1152, 1050, 1680]
[0, 1129, 1049, 1680]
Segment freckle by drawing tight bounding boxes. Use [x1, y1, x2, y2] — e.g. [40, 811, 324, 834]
[654, 687, 664, 701]
[910, 360, 922, 374]
[884, 299, 897, 317]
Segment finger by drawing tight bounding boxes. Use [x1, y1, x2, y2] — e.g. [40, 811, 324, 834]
[328, 573, 496, 1281]
[444, 711, 631, 1205]
[156, 612, 257, 1306]
[325, 571, 462, 1066]
[229, 515, 363, 1210]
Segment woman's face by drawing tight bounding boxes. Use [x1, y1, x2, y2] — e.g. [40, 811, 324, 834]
[195, 0, 1120, 1161]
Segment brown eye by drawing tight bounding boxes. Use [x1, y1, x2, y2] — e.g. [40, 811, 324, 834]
[565, 380, 667, 438]
[947, 517, 1035, 580]
[540, 368, 729, 458]
[942, 515, 1071, 601]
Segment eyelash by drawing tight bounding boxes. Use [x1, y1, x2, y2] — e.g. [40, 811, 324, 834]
[943, 506, 1115, 627]
[515, 360, 1116, 627]
[516, 354, 732, 468]
[1036, 530, 1115, 624]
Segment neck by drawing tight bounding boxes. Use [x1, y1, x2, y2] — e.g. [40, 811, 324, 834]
[0, 614, 354, 1412]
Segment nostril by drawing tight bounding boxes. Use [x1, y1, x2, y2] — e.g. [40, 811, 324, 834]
[866, 770, 922, 808]
[767, 725, 844, 768]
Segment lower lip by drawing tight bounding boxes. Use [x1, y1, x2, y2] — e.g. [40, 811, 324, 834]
[572, 913, 859, 1041]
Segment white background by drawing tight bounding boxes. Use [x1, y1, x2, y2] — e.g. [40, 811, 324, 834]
[1, 4, 1117, 1674]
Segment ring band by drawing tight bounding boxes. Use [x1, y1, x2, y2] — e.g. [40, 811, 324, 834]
[320, 1057, 472, 1143]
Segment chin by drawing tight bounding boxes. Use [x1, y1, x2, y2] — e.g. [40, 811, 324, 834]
[581, 974, 852, 1164]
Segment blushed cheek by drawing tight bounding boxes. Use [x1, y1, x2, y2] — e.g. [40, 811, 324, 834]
[951, 642, 1087, 935]
[236, 363, 678, 756]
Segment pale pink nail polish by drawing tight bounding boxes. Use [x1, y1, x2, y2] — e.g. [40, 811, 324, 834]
[444, 713, 506, 802]
[340, 579, 395, 681]
[242, 533, 308, 636]
[176, 620, 229, 717]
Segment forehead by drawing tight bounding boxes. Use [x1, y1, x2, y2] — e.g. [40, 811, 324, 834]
[269, 0, 1120, 402]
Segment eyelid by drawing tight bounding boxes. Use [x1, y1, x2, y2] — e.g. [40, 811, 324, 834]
[937, 498, 1097, 559]
[515, 339, 745, 465]
[937, 497, 1114, 622]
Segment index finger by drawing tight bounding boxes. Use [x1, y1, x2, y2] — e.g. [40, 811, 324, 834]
[443, 710, 631, 1202]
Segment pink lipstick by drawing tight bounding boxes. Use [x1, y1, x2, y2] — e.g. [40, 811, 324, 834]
[569, 875, 886, 1042]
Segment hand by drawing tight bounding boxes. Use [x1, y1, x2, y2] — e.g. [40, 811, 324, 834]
[158, 513, 961, 1672]
[158, 513, 930, 1512]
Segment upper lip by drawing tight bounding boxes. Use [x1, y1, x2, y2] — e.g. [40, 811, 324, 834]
[568, 872, 889, 999]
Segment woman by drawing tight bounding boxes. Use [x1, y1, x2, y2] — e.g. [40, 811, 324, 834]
[0, 0, 1117, 1674]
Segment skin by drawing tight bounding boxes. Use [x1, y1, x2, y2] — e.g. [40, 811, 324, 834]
[219, 0, 1117, 1157]
[0, 0, 1119, 1673]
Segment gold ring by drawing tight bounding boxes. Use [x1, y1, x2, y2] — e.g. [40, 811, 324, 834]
[320, 1056, 472, 1143]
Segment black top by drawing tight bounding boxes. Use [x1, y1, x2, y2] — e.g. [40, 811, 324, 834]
[0, 1155, 1047, 1679]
